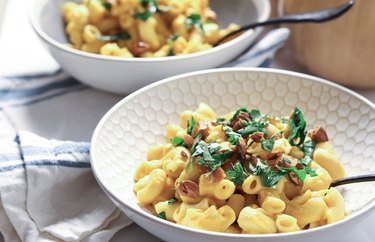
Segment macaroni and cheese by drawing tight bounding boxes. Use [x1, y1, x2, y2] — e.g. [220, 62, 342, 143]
[62, 0, 239, 57]
[133, 103, 347, 233]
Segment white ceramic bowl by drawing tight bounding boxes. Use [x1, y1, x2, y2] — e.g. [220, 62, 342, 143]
[91, 68, 375, 242]
[29, 0, 270, 94]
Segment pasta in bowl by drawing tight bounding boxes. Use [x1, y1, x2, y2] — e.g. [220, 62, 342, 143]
[30, 0, 270, 93]
[62, 0, 240, 57]
[133, 104, 347, 233]
[90, 68, 375, 242]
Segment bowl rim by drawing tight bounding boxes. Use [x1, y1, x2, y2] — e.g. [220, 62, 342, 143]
[29, 0, 271, 63]
[90, 67, 375, 238]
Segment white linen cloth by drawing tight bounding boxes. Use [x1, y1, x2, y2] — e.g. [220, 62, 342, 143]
[0, 0, 291, 240]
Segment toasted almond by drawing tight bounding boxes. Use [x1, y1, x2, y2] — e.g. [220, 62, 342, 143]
[211, 167, 226, 183]
[191, 121, 209, 139]
[308, 126, 329, 142]
[250, 132, 264, 143]
[177, 180, 199, 198]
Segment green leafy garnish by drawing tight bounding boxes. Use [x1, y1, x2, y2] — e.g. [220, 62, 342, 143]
[229, 108, 261, 123]
[193, 141, 231, 173]
[167, 34, 180, 44]
[288, 107, 307, 146]
[185, 13, 204, 33]
[187, 117, 196, 135]
[237, 121, 268, 137]
[167, 48, 174, 56]
[134, 0, 159, 21]
[157, 211, 166, 220]
[261, 139, 275, 152]
[133, 11, 153, 21]
[96, 32, 131, 41]
[224, 127, 241, 145]
[226, 163, 247, 185]
[249, 156, 317, 187]
[168, 198, 178, 205]
[170, 137, 185, 147]
[302, 140, 316, 157]
[101, 0, 112, 11]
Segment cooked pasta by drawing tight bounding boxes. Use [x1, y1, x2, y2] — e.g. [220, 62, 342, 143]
[133, 103, 347, 233]
[62, 0, 240, 57]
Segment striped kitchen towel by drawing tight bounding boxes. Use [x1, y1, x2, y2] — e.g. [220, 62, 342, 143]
[0, 28, 290, 241]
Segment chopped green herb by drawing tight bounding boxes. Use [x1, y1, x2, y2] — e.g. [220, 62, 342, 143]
[101, 0, 112, 11]
[260, 167, 287, 187]
[224, 127, 241, 145]
[261, 139, 275, 151]
[186, 133, 202, 169]
[226, 163, 247, 185]
[288, 107, 307, 146]
[249, 156, 317, 187]
[167, 48, 174, 56]
[133, 11, 153, 21]
[217, 117, 229, 125]
[170, 137, 185, 146]
[302, 139, 316, 157]
[168, 198, 178, 205]
[300, 155, 312, 166]
[96, 31, 131, 41]
[167, 34, 180, 44]
[185, 13, 205, 33]
[157, 211, 166, 220]
[229, 108, 261, 123]
[187, 117, 196, 135]
[193, 141, 231, 173]
[237, 121, 268, 137]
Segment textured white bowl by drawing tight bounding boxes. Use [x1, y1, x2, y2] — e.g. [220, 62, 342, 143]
[91, 68, 375, 242]
[29, 0, 270, 94]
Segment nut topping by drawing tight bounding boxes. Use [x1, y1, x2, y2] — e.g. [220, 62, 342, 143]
[191, 121, 209, 139]
[308, 126, 328, 142]
[210, 167, 226, 183]
[177, 180, 199, 198]
[250, 132, 264, 143]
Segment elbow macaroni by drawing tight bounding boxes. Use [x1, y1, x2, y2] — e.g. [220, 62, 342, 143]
[62, 0, 240, 57]
[133, 103, 347, 234]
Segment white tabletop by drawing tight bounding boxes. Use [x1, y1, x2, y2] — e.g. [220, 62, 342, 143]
[0, 0, 374, 241]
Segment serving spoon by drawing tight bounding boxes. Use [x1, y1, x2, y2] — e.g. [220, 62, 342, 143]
[330, 174, 375, 188]
[214, 0, 355, 46]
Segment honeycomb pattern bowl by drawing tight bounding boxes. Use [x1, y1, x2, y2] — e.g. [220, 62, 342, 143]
[91, 68, 375, 242]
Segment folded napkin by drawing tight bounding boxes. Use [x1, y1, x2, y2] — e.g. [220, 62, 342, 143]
[0, 28, 290, 242]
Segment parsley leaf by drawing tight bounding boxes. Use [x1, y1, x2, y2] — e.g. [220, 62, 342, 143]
[185, 13, 205, 33]
[170, 137, 185, 147]
[237, 121, 268, 137]
[157, 211, 166, 220]
[261, 139, 275, 151]
[288, 107, 307, 146]
[187, 117, 196, 135]
[102, 1, 112, 11]
[229, 108, 261, 123]
[166, 34, 180, 44]
[194, 141, 231, 173]
[224, 127, 241, 145]
[96, 32, 131, 41]
[302, 139, 316, 157]
[226, 163, 247, 185]
[167, 48, 174, 56]
[133, 11, 153, 21]
[260, 167, 287, 187]
[168, 198, 178, 205]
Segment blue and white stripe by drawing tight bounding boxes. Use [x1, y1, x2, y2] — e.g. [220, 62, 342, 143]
[0, 69, 87, 107]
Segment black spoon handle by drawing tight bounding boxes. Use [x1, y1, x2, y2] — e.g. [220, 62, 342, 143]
[330, 174, 375, 188]
[214, 0, 355, 47]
